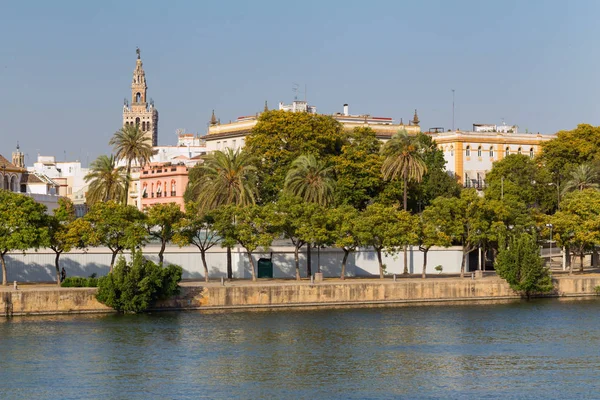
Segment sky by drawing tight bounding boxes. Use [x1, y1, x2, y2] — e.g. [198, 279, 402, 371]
[1, 0, 599, 166]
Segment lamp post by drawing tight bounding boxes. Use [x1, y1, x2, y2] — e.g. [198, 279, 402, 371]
[546, 223, 553, 268]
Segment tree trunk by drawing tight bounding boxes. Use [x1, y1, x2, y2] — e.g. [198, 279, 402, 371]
[294, 245, 301, 280]
[460, 248, 467, 278]
[376, 247, 384, 279]
[226, 246, 232, 279]
[580, 252, 585, 272]
[341, 249, 349, 280]
[422, 248, 428, 279]
[403, 173, 408, 211]
[247, 251, 256, 282]
[200, 250, 209, 282]
[158, 239, 166, 265]
[306, 244, 312, 277]
[403, 245, 409, 275]
[0, 252, 7, 286]
[54, 251, 62, 287]
[110, 251, 118, 273]
[124, 160, 132, 205]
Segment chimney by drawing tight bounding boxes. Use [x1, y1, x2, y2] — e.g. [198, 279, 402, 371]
[343, 103, 349, 116]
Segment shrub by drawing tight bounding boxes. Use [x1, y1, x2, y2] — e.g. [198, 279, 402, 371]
[594, 286, 600, 295]
[62, 276, 99, 287]
[495, 232, 553, 298]
[96, 250, 183, 313]
[434, 265, 443, 274]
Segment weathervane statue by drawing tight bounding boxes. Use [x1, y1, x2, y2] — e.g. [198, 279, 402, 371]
[136, 47, 140, 59]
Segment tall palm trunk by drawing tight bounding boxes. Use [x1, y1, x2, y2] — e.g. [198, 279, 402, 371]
[403, 172, 409, 275]
[226, 247, 232, 279]
[124, 160, 132, 205]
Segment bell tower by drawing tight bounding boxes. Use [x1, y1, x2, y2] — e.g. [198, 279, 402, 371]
[12, 143, 24, 168]
[122, 48, 159, 146]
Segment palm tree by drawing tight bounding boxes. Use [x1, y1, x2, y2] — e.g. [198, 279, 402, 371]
[284, 154, 335, 206]
[381, 130, 427, 275]
[109, 124, 154, 204]
[84, 155, 126, 206]
[187, 148, 258, 279]
[381, 130, 427, 211]
[562, 164, 600, 195]
[188, 148, 258, 211]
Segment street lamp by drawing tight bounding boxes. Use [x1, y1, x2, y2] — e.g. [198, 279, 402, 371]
[546, 223, 553, 269]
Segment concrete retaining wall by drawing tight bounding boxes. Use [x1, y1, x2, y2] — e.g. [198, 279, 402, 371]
[2, 275, 600, 316]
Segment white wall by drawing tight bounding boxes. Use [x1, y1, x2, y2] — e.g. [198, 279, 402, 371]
[4, 245, 468, 282]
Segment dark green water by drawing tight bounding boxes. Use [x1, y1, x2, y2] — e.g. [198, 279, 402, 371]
[1, 299, 599, 399]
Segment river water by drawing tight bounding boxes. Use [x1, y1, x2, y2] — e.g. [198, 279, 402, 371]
[1, 299, 599, 399]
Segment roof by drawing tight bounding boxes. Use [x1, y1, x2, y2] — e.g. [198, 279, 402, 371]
[0, 154, 25, 172]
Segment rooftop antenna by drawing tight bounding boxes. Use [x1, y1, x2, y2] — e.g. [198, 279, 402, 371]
[451, 89, 455, 131]
[292, 83, 300, 100]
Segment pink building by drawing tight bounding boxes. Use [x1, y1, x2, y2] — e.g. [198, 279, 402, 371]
[140, 162, 189, 211]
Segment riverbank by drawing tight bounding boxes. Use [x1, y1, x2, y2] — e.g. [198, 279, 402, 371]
[2, 274, 600, 316]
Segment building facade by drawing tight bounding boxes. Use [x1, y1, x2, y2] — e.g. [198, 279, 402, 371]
[430, 127, 556, 188]
[122, 48, 159, 146]
[139, 163, 189, 211]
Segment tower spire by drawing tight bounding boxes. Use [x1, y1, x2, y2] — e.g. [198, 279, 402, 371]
[412, 109, 420, 125]
[264, 100, 269, 112]
[210, 110, 218, 125]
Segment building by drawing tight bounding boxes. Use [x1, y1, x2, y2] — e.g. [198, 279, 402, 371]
[122, 48, 159, 146]
[201, 101, 421, 152]
[28, 155, 89, 201]
[1, 149, 26, 192]
[430, 124, 556, 188]
[139, 162, 189, 211]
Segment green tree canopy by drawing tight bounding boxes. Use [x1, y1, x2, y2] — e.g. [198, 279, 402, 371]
[328, 205, 361, 279]
[245, 110, 346, 202]
[417, 207, 453, 278]
[540, 124, 600, 177]
[484, 154, 556, 213]
[83, 200, 147, 272]
[284, 154, 336, 206]
[561, 163, 600, 195]
[47, 198, 82, 286]
[332, 127, 384, 209]
[0, 191, 49, 285]
[145, 203, 184, 265]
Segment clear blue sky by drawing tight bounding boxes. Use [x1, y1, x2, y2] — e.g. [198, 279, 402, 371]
[1, 0, 599, 165]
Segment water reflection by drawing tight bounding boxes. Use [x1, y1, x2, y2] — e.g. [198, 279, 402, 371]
[1, 299, 600, 399]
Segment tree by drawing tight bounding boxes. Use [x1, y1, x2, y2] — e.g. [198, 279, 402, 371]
[83, 201, 147, 272]
[245, 110, 346, 202]
[551, 189, 600, 273]
[0, 191, 49, 285]
[484, 154, 556, 213]
[109, 124, 154, 204]
[380, 130, 427, 211]
[273, 195, 320, 280]
[186, 148, 258, 279]
[540, 124, 600, 176]
[332, 127, 384, 209]
[213, 205, 276, 281]
[417, 207, 453, 279]
[561, 163, 600, 195]
[328, 206, 361, 280]
[84, 154, 127, 206]
[173, 202, 221, 282]
[495, 232, 553, 298]
[284, 154, 336, 206]
[96, 250, 182, 313]
[186, 148, 258, 210]
[145, 203, 184, 265]
[357, 203, 416, 278]
[47, 198, 82, 286]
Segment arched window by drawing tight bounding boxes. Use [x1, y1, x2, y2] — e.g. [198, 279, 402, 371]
[465, 145, 471, 157]
[505, 147, 510, 157]
[517, 147, 522, 155]
[151, 183, 154, 198]
[10, 175, 17, 192]
[156, 183, 162, 198]
[477, 146, 482, 157]
[136, 92, 141, 103]
[530, 148, 534, 158]
[135, 117, 140, 127]
[142, 184, 148, 198]
[489, 146, 494, 157]
[171, 180, 176, 196]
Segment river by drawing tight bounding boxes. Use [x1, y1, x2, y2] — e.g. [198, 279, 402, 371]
[1, 298, 599, 399]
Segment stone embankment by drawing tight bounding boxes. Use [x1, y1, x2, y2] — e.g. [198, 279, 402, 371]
[2, 275, 600, 316]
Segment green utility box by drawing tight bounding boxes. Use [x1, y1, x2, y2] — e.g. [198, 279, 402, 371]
[257, 258, 273, 278]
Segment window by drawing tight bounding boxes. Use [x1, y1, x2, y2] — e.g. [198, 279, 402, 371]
[217, 141, 220, 150]
[530, 148, 534, 158]
[223, 140, 228, 148]
[477, 146, 482, 157]
[489, 146, 494, 157]
[450, 146, 454, 156]
[171, 181, 176, 197]
[517, 147, 522, 155]
[136, 92, 141, 102]
[156, 185, 162, 198]
[233, 140, 237, 148]
[505, 147, 510, 157]
[465, 146, 471, 157]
